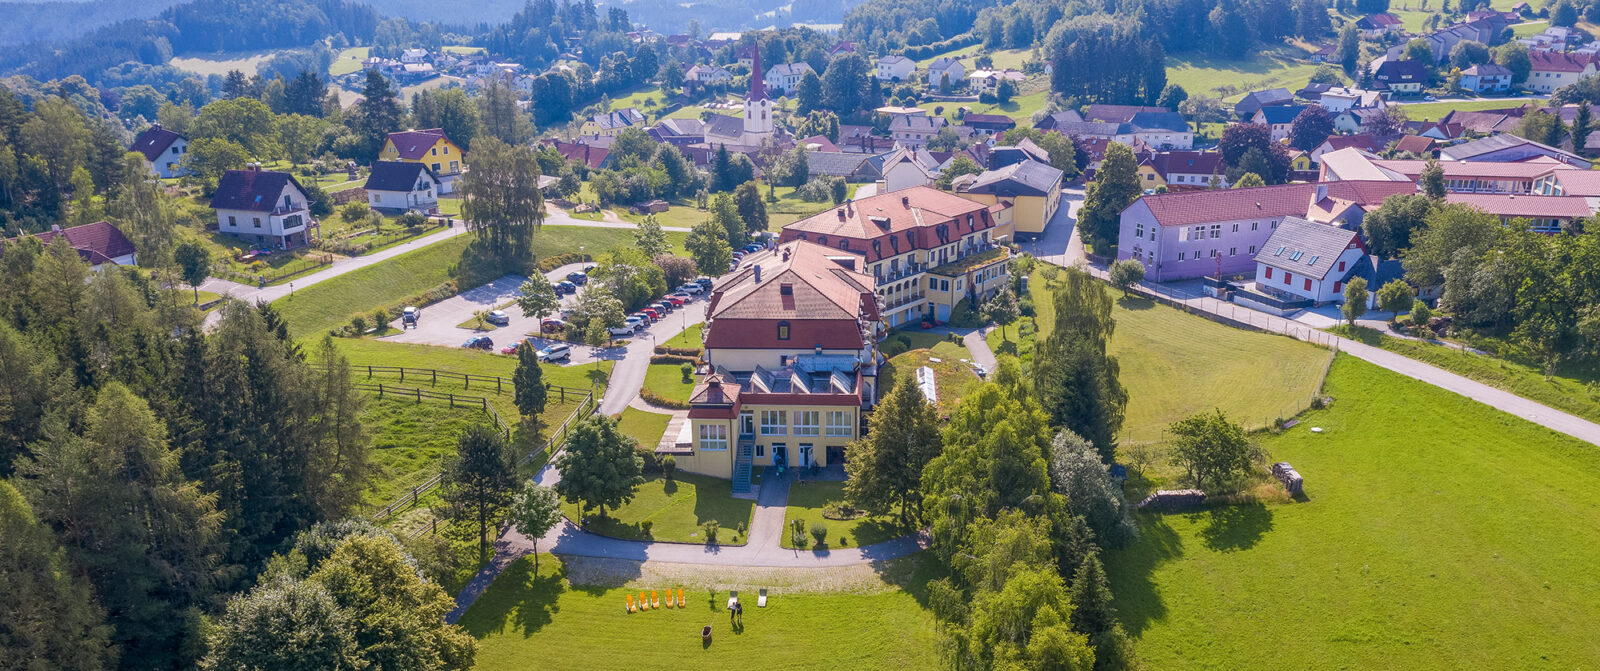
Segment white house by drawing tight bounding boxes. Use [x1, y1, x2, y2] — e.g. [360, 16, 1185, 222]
[363, 161, 440, 214]
[1317, 87, 1386, 113]
[401, 48, 430, 64]
[208, 164, 313, 249]
[887, 114, 948, 146]
[876, 55, 915, 82]
[14, 221, 138, 271]
[1526, 51, 1598, 93]
[876, 146, 938, 192]
[928, 57, 965, 90]
[685, 64, 732, 85]
[764, 62, 815, 96]
[130, 124, 189, 178]
[1252, 216, 1368, 305]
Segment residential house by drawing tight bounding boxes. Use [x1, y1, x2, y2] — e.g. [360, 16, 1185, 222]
[1438, 133, 1590, 167]
[1318, 87, 1387, 113]
[930, 144, 991, 173]
[953, 159, 1064, 235]
[764, 62, 815, 96]
[961, 113, 1016, 137]
[1526, 51, 1597, 93]
[875, 55, 915, 82]
[1296, 82, 1336, 101]
[678, 240, 881, 486]
[1332, 107, 1390, 134]
[649, 118, 706, 147]
[1373, 60, 1429, 95]
[1234, 88, 1296, 120]
[1252, 216, 1371, 305]
[377, 128, 465, 193]
[966, 68, 1025, 96]
[928, 58, 965, 90]
[400, 48, 430, 64]
[1310, 44, 1339, 64]
[876, 146, 939, 192]
[579, 108, 647, 137]
[990, 138, 1051, 170]
[1141, 150, 1226, 190]
[546, 139, 611, 169]
[1319, 146, 1585, 193]
[130, 124, 188, 178]
[1355, 13, 1404, 38]
[1033, 110, 1085, 131]
[1050, 115, 1192, 150]
[10, 221, 137, 271]
[684, 64, 732, 87]
[1392, 134, 1439, 156]
[1460, 63, 1513, 93]
[830, 41, 858, 57]
[1252, 105, 1311, 142]
[779, 186, 1011, 326]
[887, 114, 949, 147]
[1443, 192, 1596, 232]
[799, 135, 840, 152]
[363, 161, 439, 214]
[1310, 134, 1379, 166]
[209, 165, 313, 249]
[1084, 104, 1170, 123]
[806, 151, 877, 180]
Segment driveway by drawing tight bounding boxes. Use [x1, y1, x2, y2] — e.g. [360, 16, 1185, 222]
[1028, 186, 1086, 268]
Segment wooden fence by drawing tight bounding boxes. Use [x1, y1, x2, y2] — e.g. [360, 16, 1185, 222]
[347, 363, 590, 404]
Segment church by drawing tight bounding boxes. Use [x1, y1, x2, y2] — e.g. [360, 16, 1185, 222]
[698, 49, 787, 151]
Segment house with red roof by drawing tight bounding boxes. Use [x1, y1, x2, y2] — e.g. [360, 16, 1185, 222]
[779, 186, 1010, 327]
[377, 128, 465, 193]
[1526, 51, 1598, 93]
[1310, 134, 1380, 166]
[544, 139, 611, 170]
[10, 221, 137, 271]
[677, 239, 883, 488]
[130, 124, 188, 178]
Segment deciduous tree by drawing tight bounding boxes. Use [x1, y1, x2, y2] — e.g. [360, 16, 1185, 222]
[1167, 409, 1253, 492]
[1342, 276, 1370, 326]
[1076, 142, 1140, 250]
[507, 483, 563, 572]
[845, 377, 941, 524]
[554, 414, 644, 518]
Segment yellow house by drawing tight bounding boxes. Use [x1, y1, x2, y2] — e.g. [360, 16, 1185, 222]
[672, 240, 881, 492]
[1136, 162, 1167, 191]
[378, 129, 464, 193]
[579, 108, 646, 137]
[1290, 150, 1314, 172]
[954, 160, 1064, 236]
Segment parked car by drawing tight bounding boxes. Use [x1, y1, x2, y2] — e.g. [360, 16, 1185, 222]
[462, 335, 494, 350]
[641, 307, 661, 320]
[731, 250, 745, 260]
[500, 341, 523, 355]
[654, 300, 674, 313]
[485, 309, 510, 326]
[401, 306, 419, 327]
[537, 343, 570, 363]
[540, 318, 567, 333]
[567, 271, 587, 285]
[555, 280, 577, 294]
[694, 277, 714, 290]
[664, 295, 685, 307]
[624, 316, 645, 330]
[678, 283, 704, 295]
[743, 243, 763, 253]
[608, 324, 634, 337]
[671, 291, 693, 302]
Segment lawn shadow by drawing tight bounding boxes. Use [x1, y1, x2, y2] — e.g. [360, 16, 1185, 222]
[1116, 295, 1156, 311]
[868, 550, 949, 610]
[1329, 324, 1382, 346]
[662, 478, 680, 497]
[586, 368, 610, 387]
[1196, 502, 1274, 552]
[993, 339, 1019, 356]
[457, 556, 565, 638]
[1104, 514, 1184, 636]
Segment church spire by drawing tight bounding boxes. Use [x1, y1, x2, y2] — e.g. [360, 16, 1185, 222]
[748, 46, 767, 102]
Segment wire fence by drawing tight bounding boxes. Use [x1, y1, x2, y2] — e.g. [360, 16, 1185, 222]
[343, 363, 590, 404]
[1080, 263, 1346, 351]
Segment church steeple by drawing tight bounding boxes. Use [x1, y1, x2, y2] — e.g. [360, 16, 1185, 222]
[743, 44, 773, 136]
[749, 47, 767, 102]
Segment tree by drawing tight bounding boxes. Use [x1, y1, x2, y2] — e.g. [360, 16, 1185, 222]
[1449, 40, 1491, 69]
[184, 136, 250, 183]
[1068, 553, 1135, 671]
[1033, 268, 1127, 461]
[1308, 64, 1346, 87]
[733, 180, 768, 234]
[936, 154, 985, 189]
[1553, 0, 1580, 27]
[440, 424, 518, 560]
[1156, 83, 1188, 110]
[1575, 100, 1593, 153]
[1218, 123, 1290, 183]
[1049, 430, 1136, 548]
[686, 220, 734, 276]
[1515, 110, 1566, 147]
[308, 337, 371, 518]
[1404, 38, 1436, 66]
[821, 53, 872, 114]
[554, 414, 644, 519]
[507, 483, 563, 572]
[1168, 410, 1253, 492]
[796, 70, 824, 114]
[1411, 299, 1433, 330]
[1108, 258, 1145, 297]
[1419, 159, 1447, 200]
[515, 273, 560, 323]
[984, 286, 1022, 340]
[0, 480, 115, 670]
[1362, 193, 1436, 258]
[201, 574, 360, 671]
[1288, 104, 1334, 151]
[173, 239, 212, 304]
[413, 88, 479, 150]
[656, 254, 698, 288]
[513, 346, 547, 419]
[1338, 23, 1360, 74]
[1376, 280, 1413, 326]
[1077, 142, 1141, 250]
[353, 69, 403, 156]
[1209, 0, 1253, 58]
[1342, 276, 1370, 327]
[845, 376, 942, 524]
[1498, 42, 1532, 84]
[460, 137, 545, 274]
[1233, 172, 1266, 188]
[633, 214, 671, 258]
[1403, 203, 1503, 287]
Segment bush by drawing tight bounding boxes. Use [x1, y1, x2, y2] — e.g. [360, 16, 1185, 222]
[340, 201, 370, 222]
[350, 315, 367, 334]
[881, 340, 909, 358]
[947, 298, 982, 327]
[679, 362, 694, 383]
[640, 388, 691, 409]
[790, 519, 809, 548]
[537, 252, 587, 272]
[653, 345, 703, 357]
[662, 455, 676, 480]
[810, 521, 829, 546]
[701, 520, 720, 544]
[372, 308, 389, 329]
[650, 354, 699, 365]
[636, 446, 663, 473]
[640, 520, 653, 536]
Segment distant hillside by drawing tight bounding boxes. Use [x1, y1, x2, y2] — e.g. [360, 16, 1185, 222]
[0, 0, 181, 47]
[361, 0, 527, 26]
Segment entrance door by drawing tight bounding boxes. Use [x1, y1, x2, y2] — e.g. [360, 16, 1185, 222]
[798, 444, 814, 468]
[739, 412, 755, 437]
[771, 444, 787, 469]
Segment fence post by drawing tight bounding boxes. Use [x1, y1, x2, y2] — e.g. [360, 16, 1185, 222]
[497, 377, 502, 393]
[377, 383, 384, 399]
[414, 388, 421, 404]
[561, 386, 566, 403]
[432, 369, 437, 385]
[400, 368, 405, 383]
[449, 393, 455, 409]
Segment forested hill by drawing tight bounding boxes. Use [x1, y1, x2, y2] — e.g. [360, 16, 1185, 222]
[1, 0, 379, 82]
[0, 0, 182, 48]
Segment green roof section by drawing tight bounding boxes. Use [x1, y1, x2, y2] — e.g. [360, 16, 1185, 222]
[927, 246, 1010, 278]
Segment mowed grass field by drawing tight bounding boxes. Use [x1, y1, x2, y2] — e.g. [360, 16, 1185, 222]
[1166, 46, 1320, 102]
[1108, 356, 1600, 669]
[997, 269, 1331, 443]
[460, 554, 941, 669]
[1397, 98, 1536, 121]
[780, 480, 916, 549]
[560, 473, 754, 544]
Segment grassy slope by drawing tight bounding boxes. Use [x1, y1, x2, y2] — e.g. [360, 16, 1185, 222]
[560, 473, 754, 544]
[643, 362, 697, 404]
[1399, 98, 1537, 121]
[329, 46, 370, 76]
[881, 340, 979, 415]
[780, 480, 915, 549]
[1109, 356, 1600, 669]
[360, 397, 490, 507]
[1165, 45, 1318, 102]
[663, 323, 703, 350]
[996, 270, 1331, 443]
[617, 407, 673, 450]
[461, 554, 940, 669]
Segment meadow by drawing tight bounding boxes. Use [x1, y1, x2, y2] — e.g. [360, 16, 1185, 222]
[1108, 356, 1600, 669]
[560, 473, 754, 544]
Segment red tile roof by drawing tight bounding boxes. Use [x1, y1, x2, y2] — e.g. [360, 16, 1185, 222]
[19, 221, 136, 266]
[130, 124, 183, 163]
[780, 186, 994, 262]
[1319, 134, 1379, 153]
[385, 128, 452, 160]
[1529, 51, 1597, 73]
[1444, 193, 1594, 218]
[704, 240, 878, 350]
[1133, 181, 1420, 227]
[550, 140, 609, 169]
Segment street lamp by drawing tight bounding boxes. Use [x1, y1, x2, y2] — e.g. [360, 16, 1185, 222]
[289, 282, 294, 298]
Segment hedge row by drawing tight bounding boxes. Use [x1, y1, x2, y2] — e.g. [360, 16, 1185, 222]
[650, 354, 699, 365]
[640, 388, 690, 409]
[538, 252, 587, 272]
[901, 33, 979, 62]
[653, 345, 703, 357]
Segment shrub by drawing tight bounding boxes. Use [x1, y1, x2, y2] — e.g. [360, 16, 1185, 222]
[679, 362, 694, 383]
[701, 520, 720, 543]
[881, 340, 909, 358]
[340, 201, 370, 222]
[662, 454, 676, 480]
[372, 307, 389, 329]
[790, 519, 809, 548]
[537, 252, 587, 272]
[947, 298, 982, 327]
[640, 520, 653, 536]
[640, 388, 691, 409]
[350, 315, 367, 334]
[650, 354, 699, 365]
[653, 345, 703, 357]
[810, 521, 829, 546]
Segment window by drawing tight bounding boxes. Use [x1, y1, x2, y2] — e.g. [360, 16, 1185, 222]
[794, 411, 820, 436]
[373, 193, 382, 202]
[756, 444, 765, 457]
[760, 410, 787, 435]
[1283, 272, 1292, 285]
[431, 147, 437, 156]
[252, 217, 261, 228]
[1251, 221, 1259, 231]
[1210, 224, 1221, 238]
[1334, 281, 1342, 292]
[698, 424, 728, 452]
[1134, 223, 1144, 239]
[826, 411, 853, 437]
[1230, 247, 1236, 256]
[1304, 278, 1312, 291]
[1249, 245, 1256, 254]
[1264, 267, 1273, 279]
[1338, 260, 1346, 272]
[1178, 252, 1186, 261]
[777, 322, 790, 340]
[1232, 223, 1239, 232]
[1210, 249, 1218, 258]
[227, 215, 237, 227]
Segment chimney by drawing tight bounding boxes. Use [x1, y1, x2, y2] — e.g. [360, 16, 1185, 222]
[754, 265, 762, 282]
[901, 195, 910, 208]
[51, 224, 61, 232]
[782, 248, 791, 261]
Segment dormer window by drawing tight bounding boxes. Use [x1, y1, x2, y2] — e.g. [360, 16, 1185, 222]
[780, 283, 793, 296]
[777, 321, 791, 340]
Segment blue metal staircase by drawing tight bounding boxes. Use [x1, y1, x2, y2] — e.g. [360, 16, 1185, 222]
[732, 439, 754, 493]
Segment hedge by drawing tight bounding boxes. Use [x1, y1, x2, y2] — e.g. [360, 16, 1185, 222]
[653, 345, 703, 357]
[640, 388, 691, 409]
[538, 252, 587, 272]
[650, 354, 700, 365]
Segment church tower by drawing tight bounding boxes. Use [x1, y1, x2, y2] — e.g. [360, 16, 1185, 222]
[743, 48, 774, 137]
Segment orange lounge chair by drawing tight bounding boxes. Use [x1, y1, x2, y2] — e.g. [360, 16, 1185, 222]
[663, 590, 674, 608]
[626, 594, 636, 613]
[639, 592, 649, 610]
[651, 590, 661, 609]
[678, 588, 685, 607]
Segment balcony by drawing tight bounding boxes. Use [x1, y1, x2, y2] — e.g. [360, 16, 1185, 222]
[270, 204, 308, 216]
[876, 263, 926, 283]
[882, 292, 926, 310]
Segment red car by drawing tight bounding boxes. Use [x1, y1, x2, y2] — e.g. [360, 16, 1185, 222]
[500, 341, 522, 355]
[641, 307, 661, 320]
[664, 295, 685, 307]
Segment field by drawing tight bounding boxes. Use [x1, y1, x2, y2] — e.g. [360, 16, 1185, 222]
[1166, 46, 1320, 102]
[643, 362, 697, 404]
[780, 480, 916, 550]
[460, 554, 941, 669]
[617, 407, 673, 449]
[170, 50, 274, 76]
[1108, 356, 1600, 669]
[996, 269, 1332, 443]
[663, 323, 703, 350]
[360, 396, 493, 507]
[560, 473, 754, 544]
[1397, 98, 1536, 122]
[329, 46, 370, 76]
[880, 338, 979, 415]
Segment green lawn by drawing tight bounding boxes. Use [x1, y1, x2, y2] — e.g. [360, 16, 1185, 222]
[329, 47, 369, 76]
[663, 323, 703, 350]
[643, 362, 697, 404]
[560, 473, 754, 544]
[1512, 19, 1550, 37]
[917, 88, 1051, 126]
[332, 338, 608, 417]
[1108, 356, 1600, 669]
[1334, 325, 1600, 425]
[1166, 45, 1320, 102]
[779, 480, 917, 549]
[460, 554, 940, 670]
[881, 341, 979, 415]
[997, 269, 1331, 443]
[360, 396, 494, 508]
[1398, 98, 1533, 122]
[617, 406, 673, 451]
